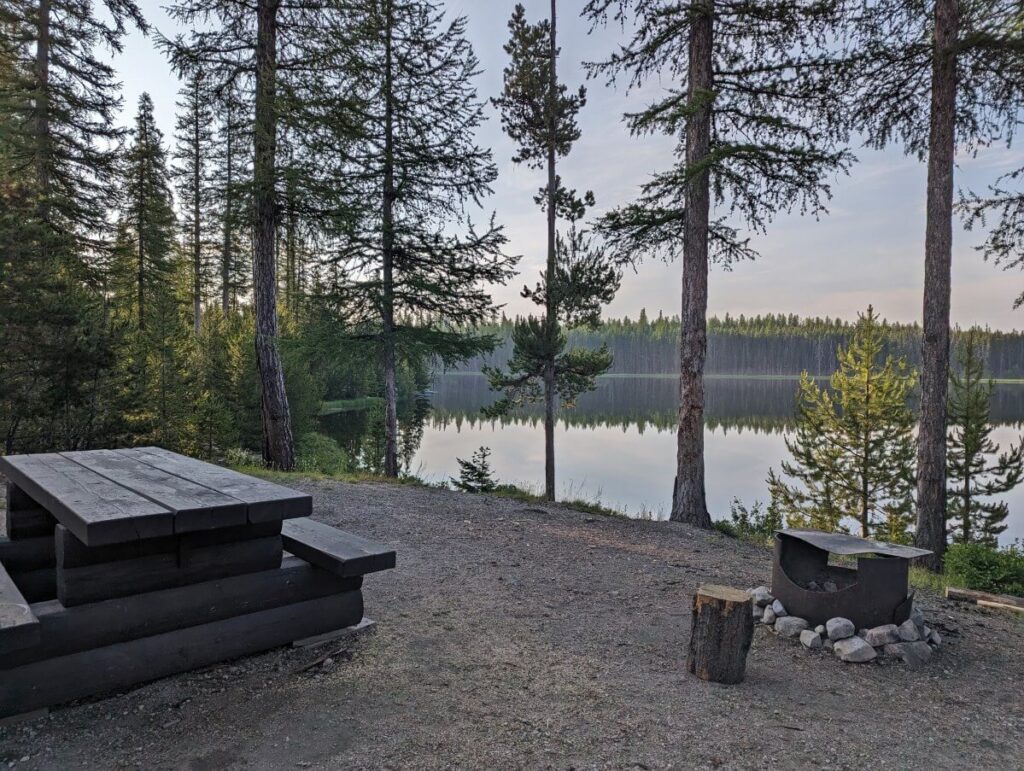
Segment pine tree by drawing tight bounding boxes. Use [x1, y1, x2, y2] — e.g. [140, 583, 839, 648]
[845, 0, 1024, 568]
[331, 0, 516, 478]
[0, 0, 144, 452]
[174, 69, 216, 336]
[120, 93, 177, 333]
[769, 307, 918, 542]
[584, 0, 851, 526]
[946, 332, 1024, 547]
[486, 2, 621, 502]
[963, 166, 1024, 311]
[452, 446, 498, 494]
[208, 82, 251, 313]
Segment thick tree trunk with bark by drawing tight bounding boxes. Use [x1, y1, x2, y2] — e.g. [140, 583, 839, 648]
[915, 0, 958, 571]
[671, 0, 713, 528]
[34, 0, 50, 220]
[253, 0, 295, 470]
[542, 0, 559, 502]
[192, 95, 202, 338]
[686, 585, 753, 684]
[381, 0, 400, 479]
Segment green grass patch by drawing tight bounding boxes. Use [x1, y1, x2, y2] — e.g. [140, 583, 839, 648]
[319, 397, 384, 416]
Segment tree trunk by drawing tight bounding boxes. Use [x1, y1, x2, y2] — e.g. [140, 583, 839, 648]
[221, 101, 233, 314]
[381, 0, 399, 479]
[671, 0, 713, 528]
[34, 0, 50, 222]
[915, 0, 958, 571]
[192, 81, 202, 338]
[686, 585, 753, 684]
[253, 0, 295, 470]
[543, 0, 559, 502]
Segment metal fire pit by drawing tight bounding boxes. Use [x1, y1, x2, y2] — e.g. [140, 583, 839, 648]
[771, 529, 932, 629]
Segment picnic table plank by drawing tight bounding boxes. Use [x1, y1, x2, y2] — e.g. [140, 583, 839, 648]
[0, 454, 173, 546]
[282, 517, 396, 578]
[0, 559, 40, 654]
[62, 450, 248, 533]
[120, 447, 312, 522]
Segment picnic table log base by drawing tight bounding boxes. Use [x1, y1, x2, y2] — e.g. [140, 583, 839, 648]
[0, 448, 396, 718]
[686, 584, 754, 685]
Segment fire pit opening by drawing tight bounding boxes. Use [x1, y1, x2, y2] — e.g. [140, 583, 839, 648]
[771, 529, 932, 629]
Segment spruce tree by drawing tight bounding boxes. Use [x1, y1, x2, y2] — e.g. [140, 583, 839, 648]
[174, 69, 217, 336]
[768, 307, 918, 541]
[486, 2, 621, 502]
[585, 0, 851, 526]
[120, 93, 177, 333]
[844, 0, 1024, 568]
[946, 332, 1023, 547]
[331, 0, 516, 478]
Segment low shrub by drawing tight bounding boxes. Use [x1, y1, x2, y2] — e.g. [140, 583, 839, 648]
[944, 542, 1024, 597]
[720, 498, 782, 545]
[295, 432, 348, 475]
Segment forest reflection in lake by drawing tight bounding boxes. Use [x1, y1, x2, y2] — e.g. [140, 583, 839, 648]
[321, 373, 1024, 544]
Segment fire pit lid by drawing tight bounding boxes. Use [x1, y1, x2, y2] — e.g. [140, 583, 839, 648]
[779, 529, 932, 559]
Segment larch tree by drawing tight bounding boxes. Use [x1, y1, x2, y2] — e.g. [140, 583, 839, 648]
[486, 1, 621, 502]
[174, 68, 217, 336]
[162, 0, 339, 469]
[768, 307, 918, 542]
[584, 0, 851, 526]
[332, 0, 516, 478]
[845, 0, 1024, 569]
[946, 331, 1023, 547]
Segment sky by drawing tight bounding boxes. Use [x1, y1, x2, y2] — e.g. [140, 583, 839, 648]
[111, 0, 1024, 330]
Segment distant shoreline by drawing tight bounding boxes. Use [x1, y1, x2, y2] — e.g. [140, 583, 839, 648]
[440, 371, 1024, 385]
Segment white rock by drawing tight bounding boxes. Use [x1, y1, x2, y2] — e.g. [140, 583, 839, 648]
[825, 617, 856, 641]
[774, 616, 808, 638]
[800, 630, 823, 649]
[771, 599, 788, 617]
[897, 619, 920, 642]
[753, 603, 764, 621]
[834, 636, 877, 663]
[762, 606, 777, 625]
[864, 624, 900, 647]
[814, 624, 826, 636]
[928, 628, 942, 647]
[748, 586, 774, 607]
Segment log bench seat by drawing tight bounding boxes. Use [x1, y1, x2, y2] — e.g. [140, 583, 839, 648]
[0, 448, 396, 718]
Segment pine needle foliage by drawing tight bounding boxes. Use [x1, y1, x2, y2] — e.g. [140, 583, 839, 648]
[946, 332, 1024, 548]
[769, 307, 918, 542]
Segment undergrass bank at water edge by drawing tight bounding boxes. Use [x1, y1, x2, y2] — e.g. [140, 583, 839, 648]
[229, 460, 963, 594]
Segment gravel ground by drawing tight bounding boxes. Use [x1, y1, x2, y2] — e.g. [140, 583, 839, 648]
[2, 478, 1022, 770]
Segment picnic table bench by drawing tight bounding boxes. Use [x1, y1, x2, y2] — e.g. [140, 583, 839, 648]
[0, 447, 395, 719]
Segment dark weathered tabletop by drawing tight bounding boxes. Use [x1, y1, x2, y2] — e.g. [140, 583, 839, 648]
[0, 447, 312, 546]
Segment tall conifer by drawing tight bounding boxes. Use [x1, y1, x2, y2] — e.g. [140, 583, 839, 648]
[487, 2, 621, 502]
[585, 0, 851, 526]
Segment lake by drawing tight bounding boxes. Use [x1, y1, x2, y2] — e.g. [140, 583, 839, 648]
[322, 373, 1024, 546]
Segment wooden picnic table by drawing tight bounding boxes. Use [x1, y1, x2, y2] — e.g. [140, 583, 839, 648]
[0, 448, 396, 719]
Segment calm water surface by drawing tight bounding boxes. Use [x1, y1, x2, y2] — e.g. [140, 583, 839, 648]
[326, 374, 1024, 545]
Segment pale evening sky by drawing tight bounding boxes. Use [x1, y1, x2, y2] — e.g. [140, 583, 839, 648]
[111, 0, 1024, 330]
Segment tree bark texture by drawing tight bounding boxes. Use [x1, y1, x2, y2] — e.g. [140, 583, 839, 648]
[542, 0, 559, 502]
[221, 105, 234, 314]
[915, 0, 958, 571]
[253, 0, 295, 470]
[192, 86, 202, 338]
[686, 585, 753, 684]
[671, 0, 713, 528]
[381, 0, 399, 479]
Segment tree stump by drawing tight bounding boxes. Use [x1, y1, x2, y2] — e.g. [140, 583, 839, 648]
[686, 584, 754, 684]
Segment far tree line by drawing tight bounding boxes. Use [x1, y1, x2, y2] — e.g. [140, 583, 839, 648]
[1, 0, 1022, 572]
[456, 312, 1024, 380]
